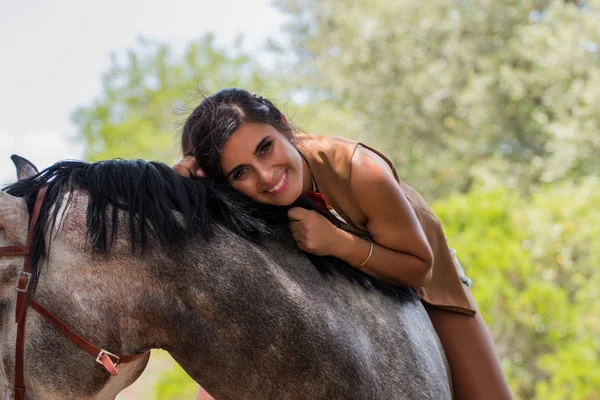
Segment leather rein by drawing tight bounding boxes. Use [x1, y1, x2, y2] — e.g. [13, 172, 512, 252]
[0, 187, 148, 400]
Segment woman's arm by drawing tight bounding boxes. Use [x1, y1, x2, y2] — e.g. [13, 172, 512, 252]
[329, 146, 434, 288]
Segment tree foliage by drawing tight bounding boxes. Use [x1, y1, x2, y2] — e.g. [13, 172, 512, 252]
[72, 34, 284, 162]
[433, 179, 600, 399]
[274, 0, 600, 198]
[71, 33, 361, 164]
[153, 361, 198, 400]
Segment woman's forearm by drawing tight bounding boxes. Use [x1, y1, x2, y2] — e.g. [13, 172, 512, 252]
[328, 228, 433, 288]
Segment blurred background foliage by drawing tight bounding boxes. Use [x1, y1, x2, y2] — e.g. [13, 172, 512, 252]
[275, 0, 600, 198]
[72, 0, 599, 399]
[434, 179, 600, 399]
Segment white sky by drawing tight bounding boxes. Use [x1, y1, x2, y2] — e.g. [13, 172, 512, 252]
[0, 0, 284, 185]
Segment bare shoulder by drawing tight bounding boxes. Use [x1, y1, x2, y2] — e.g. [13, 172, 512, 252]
[349, 145, 405, 219]
[350, 145, 397, 191]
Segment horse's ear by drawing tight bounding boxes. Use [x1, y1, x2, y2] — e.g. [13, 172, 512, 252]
[11, 155, 39, 181]
[0, 191, 29, 244]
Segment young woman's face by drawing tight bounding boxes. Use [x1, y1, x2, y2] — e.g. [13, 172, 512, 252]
[220, 123, 311, 206]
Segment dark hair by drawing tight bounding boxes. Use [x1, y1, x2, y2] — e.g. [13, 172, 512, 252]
[181, 88, 295, 180]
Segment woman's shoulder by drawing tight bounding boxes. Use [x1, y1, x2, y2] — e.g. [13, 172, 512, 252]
[296, 133, 360, 152]
[349, 144, 437, 217]
[297, 134, 393, 167]
[296, 133, 363, 168]
[297, 133, 399, 183]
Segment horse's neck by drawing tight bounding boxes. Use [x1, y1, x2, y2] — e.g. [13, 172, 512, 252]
[145, 231, 318, 388]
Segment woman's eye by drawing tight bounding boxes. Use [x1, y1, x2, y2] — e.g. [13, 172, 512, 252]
[233, 168, 247, 180]
[260, 141, 272, 156]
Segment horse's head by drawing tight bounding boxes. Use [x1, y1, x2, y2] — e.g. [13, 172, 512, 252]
[0, 156, 150, 400]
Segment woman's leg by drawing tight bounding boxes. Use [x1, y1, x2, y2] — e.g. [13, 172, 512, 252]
[425, 290, 512, 400]
[196, 386, 215, 400]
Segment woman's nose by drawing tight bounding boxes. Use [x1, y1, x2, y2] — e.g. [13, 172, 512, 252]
[256, 165, 275, 186]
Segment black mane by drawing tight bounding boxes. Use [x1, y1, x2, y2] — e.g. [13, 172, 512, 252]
[3, 159, 416, 302]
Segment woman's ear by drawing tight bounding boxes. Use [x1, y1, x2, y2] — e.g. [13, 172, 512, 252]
[281, 114, 288, 124]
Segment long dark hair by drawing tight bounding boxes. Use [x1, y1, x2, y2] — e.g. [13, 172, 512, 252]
[181, 88, 295, 180]
[3, 160, 276, 290]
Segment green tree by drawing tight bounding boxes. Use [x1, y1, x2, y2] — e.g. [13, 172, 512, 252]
[71, 32, 367, 164]
[72, 34, 286, 162]
[153, 362, 198, 400]
[274, 0, 600, 198]
[433, 179, 600, 399]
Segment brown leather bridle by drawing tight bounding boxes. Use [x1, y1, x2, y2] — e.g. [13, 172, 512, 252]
[0, 187, 148, 400]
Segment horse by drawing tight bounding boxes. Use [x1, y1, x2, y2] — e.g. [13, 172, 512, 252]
[0, 155, 451, 400]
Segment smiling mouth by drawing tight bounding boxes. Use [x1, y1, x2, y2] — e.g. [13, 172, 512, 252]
[265, 170, 287, 194]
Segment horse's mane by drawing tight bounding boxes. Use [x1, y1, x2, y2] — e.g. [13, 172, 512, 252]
[3, 159, 416, 302]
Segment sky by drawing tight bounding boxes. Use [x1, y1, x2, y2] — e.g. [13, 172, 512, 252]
[0, 0, 284, 185]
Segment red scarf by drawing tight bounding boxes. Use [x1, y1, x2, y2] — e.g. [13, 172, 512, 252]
[304, 191, 328, 210]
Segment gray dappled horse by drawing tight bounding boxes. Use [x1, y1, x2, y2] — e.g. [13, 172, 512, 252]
[0, 156, 451, 400]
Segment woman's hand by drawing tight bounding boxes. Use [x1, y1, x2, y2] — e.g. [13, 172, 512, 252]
[172, 156, 206, 178]
[288, 208, 340, 256]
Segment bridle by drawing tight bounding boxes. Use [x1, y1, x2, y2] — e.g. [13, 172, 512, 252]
[0, 187, 148, 400]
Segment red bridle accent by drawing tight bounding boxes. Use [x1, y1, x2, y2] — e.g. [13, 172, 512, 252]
[1, 187, 148, 400]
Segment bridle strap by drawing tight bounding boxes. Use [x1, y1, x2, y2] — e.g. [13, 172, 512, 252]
[28, 298, 147, 368]
[4, 186, 148, 400]
[15, 186, 47, 322]
[0, 246, 30, 255]
[14, 186, 46, 399]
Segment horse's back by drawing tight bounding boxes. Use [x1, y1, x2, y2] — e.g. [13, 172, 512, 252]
[316, 286, 451, 399]
[258, 237, 452, 399]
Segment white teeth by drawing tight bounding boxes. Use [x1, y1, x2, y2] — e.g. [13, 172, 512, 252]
[267, 171, 286, 193]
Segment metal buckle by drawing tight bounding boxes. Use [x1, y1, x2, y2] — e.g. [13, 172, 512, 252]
[96, 349, 120, 367]
[15, 272, 32, 293]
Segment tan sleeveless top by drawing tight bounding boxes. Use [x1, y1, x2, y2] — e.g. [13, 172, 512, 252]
[296, 134, 476, 316]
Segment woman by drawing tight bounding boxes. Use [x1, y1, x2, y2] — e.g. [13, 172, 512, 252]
[173, 88, 512, 399]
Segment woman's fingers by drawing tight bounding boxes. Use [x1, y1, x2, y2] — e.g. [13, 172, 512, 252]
[172, 163, 192, 177]
[291, 231, 304, 242]
[288, 220, 303, 233]
[172, 156, 205, 178]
